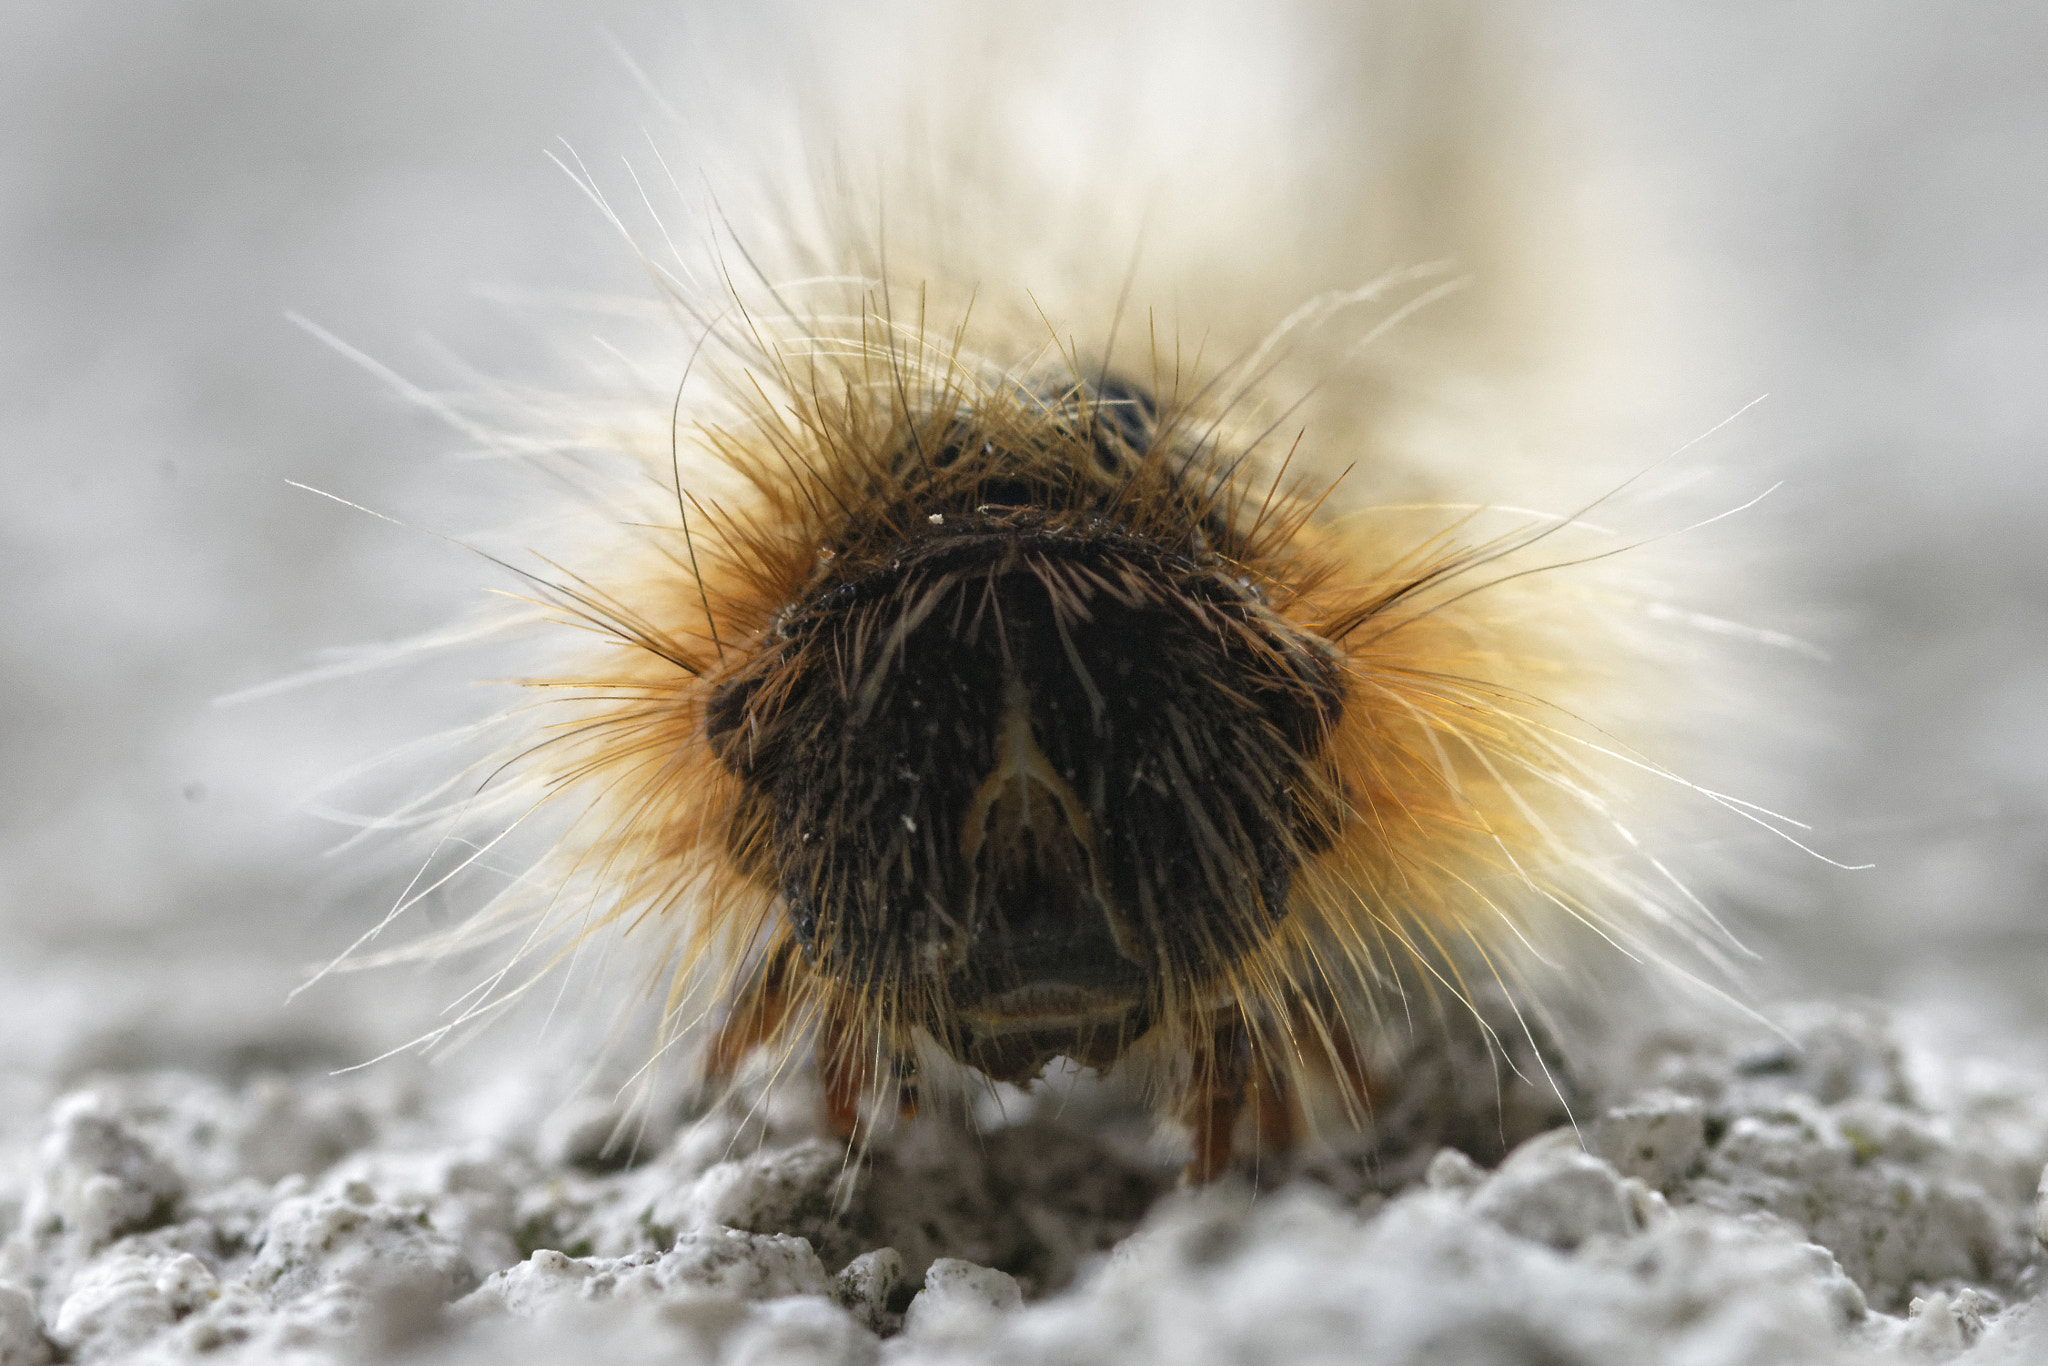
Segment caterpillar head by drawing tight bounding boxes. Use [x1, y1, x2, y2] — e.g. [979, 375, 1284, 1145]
[703, 377, 1347, 1082]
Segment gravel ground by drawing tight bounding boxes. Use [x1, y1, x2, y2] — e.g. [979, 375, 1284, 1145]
[3, 995, 2046, 1363]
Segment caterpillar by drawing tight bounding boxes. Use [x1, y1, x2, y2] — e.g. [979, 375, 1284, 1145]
[326, 0, 1791, 1183]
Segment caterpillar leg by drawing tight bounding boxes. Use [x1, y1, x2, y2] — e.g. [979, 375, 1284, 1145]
[704, 940, 798, 1085]
[1179, 999, 1383, 1183]
[707, 945, 917, 1138]
[816, 1000, 919, 1139]
[1180, 1016, 1259, 1185]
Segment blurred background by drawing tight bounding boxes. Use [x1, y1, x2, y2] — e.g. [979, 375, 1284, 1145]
[1, 1, 2043, 1104]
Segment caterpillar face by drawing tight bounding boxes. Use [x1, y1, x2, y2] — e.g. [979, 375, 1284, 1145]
[704, 378, 1346, 1084]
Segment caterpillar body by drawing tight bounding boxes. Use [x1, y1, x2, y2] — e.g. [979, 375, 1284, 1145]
[341, 0, 1775, 1183]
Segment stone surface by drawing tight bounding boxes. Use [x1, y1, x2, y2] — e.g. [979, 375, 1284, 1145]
[0, 1000, 2042, 1363]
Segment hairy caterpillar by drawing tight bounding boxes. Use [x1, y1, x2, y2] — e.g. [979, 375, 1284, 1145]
[322, 0, 1796, 1183]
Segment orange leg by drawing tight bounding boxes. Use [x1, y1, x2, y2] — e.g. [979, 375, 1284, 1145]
[1180, 1001, 1369, 1181]
[1180, 1019, 1251, 1185]
[710, 951, 913, 1143]
[1183, 1090, 1245, 1185]
[704, 942, 796, 1084]
[815, 1003, 868, 1139]
[815, 997, 922, 1138]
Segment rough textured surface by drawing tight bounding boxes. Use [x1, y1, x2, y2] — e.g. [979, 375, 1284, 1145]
[1, 999, 2042, 1364]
